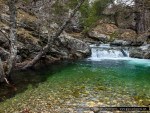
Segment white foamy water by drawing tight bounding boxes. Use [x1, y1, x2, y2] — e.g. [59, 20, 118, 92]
[88, 44, 129, 60]
[87, 44, 150, 67]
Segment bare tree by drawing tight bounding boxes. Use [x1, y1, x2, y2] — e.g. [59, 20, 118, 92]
[22, 0, 85, 69]
[135, 0, 150, 33]
[6, 0, 17, 77]
[0, 0, 85, 83]
[0, 0, 17, 83]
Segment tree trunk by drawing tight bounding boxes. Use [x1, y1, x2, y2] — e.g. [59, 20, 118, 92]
[6, 0, 17, 77]
[114, 12, 119, 27]
[0, 58, 5, 82]
[135, 0, 150, 34]
[22, 0, 85, 70]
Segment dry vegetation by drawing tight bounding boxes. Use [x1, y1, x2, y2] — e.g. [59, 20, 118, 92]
[17, 9, 37, 22]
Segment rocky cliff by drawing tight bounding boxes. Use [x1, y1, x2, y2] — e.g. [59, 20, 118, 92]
[86, 20, 150, 59]
[0, 1, 90, 69]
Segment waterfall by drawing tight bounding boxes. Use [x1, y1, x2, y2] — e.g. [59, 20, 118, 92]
[87, 44, 150, 66]
[88, 44, 129, 60]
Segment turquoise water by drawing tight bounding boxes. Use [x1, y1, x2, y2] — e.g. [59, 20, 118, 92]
[0, 59, 150, 112]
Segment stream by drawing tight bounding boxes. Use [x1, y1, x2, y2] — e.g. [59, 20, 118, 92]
[0, 44, 150, 113]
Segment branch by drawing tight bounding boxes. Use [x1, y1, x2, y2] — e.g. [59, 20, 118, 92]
[0, 58, 10, 84]
[22, 0, 85, 70]
[54, 0, 85, 38]
[0, 29, 10, 44]
[6, 0, 17, 76]
[0, 47, 10, 55]
[0, 58, 5, 82]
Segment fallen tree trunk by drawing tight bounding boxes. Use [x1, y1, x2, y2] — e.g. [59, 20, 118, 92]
[22, 0, 85, 70]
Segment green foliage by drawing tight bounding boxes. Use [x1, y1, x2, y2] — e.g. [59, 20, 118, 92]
[66, 0, 112, 32]
[79, 0, 112, 32]
[52, 1, 68, 14]
[67, 0, 78, 8]
[92, 0, 112, 16]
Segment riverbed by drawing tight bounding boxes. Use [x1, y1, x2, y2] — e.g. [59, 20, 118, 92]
[0, 45, 149, 113]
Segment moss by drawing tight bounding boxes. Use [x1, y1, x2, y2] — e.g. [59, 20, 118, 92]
[142, 99, 150, 106]
[109, 31, 119, 40]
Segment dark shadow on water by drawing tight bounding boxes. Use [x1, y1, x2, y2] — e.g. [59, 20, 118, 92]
[0, 61, 73, 102]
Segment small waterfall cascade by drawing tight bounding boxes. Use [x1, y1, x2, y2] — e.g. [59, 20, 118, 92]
[88, 44, 129, 60]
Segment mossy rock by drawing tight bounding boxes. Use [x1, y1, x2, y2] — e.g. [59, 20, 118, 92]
[72, 90, 80, 98]
[142, 99, 150, 106]
[94, 86, 107, 91]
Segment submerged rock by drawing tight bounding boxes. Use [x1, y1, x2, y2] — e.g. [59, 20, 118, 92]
[142, 100, 150, 106]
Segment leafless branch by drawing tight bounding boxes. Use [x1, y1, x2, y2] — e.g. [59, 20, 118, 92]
[0, 29, 10, 44]
[22, 0, 85, 69]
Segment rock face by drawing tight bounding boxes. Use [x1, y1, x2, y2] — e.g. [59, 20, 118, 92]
[110, 40, 131, 46]
[87, 22, 139, 44]
[0, 33, 9, 49]
[129, 44, 150, 59]
[119, 29, 137, 41]
[88, 31, 110, 42]
[0, 27, 90, 63]
[58, 33, 91, 59]
[88, 22, 118, 43]
[0, 2, 90, 67]
[110, 39, 144, 47]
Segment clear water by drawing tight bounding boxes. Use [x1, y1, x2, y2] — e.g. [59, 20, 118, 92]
[0, 44, 150, 112]
[0, 59, 149, 112]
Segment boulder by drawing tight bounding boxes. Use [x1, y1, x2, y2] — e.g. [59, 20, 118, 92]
[129, 48, 144, 58]
[0, 13, 10, 24]
[0, 47, 9, 61]
[87, 22, 140, 45]
[144, 52, 150, 59]
[58, 32, 91, 58]
[91, 23, 118, 35]
[88, 31, 110, 42]
[88, 23, 118, 42]
[0, 4, 9, 13]
[120, 29, 137, 40]
[110, 40, 131, 46]
[137, 32, 150, 44]
[130, 41, 144, 46]
[110, 39, 143, 47]
[0, 32, 9, 48]
[129, 44, 150, 59]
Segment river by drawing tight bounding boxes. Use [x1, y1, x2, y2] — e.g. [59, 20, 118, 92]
[0, 44, 149, 112]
